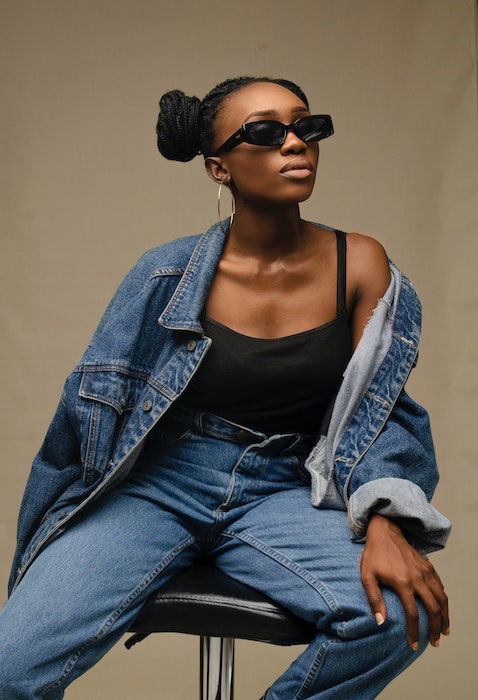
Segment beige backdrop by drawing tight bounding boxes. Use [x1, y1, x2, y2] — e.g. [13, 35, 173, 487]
[1, 0, 477, 697]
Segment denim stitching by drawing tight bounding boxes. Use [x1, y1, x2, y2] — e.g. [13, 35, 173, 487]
[38, 535, 197, 694]
[215, 443, 259, 511]
[222, 530, 342, 614]
[77, 363, 151, 379]
[149, 267, 185, 278]
[84, 402, 99, 467]
[159, 230, 206, 325]
[293, 639, 337, 699]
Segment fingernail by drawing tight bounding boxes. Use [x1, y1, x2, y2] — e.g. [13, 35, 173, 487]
[433, 638, 440, 647]
[412, 641, 419, 650]
[375, 612, 385, 625]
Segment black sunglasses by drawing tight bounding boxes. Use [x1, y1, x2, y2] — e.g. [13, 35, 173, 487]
[213, 114, 333, 156]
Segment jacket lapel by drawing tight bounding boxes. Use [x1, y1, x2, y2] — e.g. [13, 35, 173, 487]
[159, 220, 229, 334]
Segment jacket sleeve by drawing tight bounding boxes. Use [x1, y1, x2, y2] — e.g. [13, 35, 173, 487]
[83, 248, 158, 352]
[345, 386, 452, 555]
[7, 372, 83, 598]
[7, 246, 161, 598]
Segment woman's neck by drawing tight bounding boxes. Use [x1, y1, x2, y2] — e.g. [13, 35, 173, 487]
[223, 207, 311, 264]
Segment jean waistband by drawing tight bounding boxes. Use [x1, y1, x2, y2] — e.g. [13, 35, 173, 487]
[163, 402, 319, 452]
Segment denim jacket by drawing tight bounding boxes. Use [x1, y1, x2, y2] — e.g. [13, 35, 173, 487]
[6, 218, 452, 599]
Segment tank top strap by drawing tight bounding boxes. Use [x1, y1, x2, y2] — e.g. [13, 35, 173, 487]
[335, 229, 347, 316]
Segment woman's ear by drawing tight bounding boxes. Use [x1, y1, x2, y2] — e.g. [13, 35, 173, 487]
[204, 156, 230, 185]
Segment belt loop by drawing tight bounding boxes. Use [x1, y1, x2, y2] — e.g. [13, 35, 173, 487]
[195, 411, 205, 436]
[279, 434, 301, 455]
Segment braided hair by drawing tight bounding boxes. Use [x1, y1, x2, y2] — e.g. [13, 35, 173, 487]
[155, 75, 310, 163]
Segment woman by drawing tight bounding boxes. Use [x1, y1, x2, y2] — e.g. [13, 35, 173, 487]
[1, 76, 451, 698]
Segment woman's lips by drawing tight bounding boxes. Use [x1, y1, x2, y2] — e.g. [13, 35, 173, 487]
[279, 168, 313, 180]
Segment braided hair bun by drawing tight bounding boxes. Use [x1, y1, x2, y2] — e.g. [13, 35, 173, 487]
[155, 77, 310, 163]
[156, 89, 202, 162]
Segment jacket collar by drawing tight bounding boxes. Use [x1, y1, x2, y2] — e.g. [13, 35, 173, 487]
[158, 219, 230, 334]
[158, 218, 420, 361]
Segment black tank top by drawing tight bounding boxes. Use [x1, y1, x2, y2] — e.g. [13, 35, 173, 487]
[174, 229, 354, 435]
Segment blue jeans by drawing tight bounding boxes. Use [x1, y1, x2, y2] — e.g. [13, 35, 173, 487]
[0, 403, 429, 699]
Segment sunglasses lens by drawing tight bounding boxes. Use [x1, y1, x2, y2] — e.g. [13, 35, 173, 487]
[245, 115, 333, 148]
[247, 121, 285, 146]
[296, 116, 332, 141]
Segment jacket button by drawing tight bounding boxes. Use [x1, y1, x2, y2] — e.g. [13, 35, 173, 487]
[142, 399, 153, 411]
[187, 339, 196, 351]
[120, 396, 126, 407]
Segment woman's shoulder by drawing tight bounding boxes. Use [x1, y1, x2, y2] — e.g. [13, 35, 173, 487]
[343, 231, 393, 351]
[345, 230, 391, 300]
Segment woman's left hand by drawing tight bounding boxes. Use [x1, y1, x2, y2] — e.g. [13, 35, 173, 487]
[360, 512, 450, 651]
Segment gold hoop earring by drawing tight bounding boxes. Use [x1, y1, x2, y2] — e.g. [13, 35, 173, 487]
[217, 181, 235, 234]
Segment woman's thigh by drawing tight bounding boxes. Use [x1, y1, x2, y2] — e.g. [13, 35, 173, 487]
[0, 482, 200, 698]
[209, 486, 425, 642]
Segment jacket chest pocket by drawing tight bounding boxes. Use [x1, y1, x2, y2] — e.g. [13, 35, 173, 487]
[77, 369, 146, 486]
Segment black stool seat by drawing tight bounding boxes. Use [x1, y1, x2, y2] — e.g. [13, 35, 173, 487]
[125, 561, 316, 649]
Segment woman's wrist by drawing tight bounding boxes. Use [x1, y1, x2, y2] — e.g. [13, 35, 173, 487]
[366, 512, 405, 540]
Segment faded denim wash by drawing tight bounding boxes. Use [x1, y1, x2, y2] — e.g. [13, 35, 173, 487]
[0, 404, 430, 698]
[6, 217, 451, 603]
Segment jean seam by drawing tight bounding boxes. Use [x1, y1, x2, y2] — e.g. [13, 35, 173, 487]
[222, 530, 342, 614]
[215, 443, 258, 511]
[38, 534, 197, 695]
[293, 639, 337, 700]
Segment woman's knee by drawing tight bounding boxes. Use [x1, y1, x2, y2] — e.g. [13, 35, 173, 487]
[380, 588, 430, 657]
[337, 586, 430, 660]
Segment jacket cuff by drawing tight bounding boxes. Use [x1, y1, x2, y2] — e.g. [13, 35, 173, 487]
[347, 477, 452, 555]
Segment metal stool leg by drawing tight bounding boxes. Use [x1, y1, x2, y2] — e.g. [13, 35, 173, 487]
[200, 635, 235, 700]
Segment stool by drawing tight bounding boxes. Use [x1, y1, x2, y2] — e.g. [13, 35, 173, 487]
[124, 559, 316, 699]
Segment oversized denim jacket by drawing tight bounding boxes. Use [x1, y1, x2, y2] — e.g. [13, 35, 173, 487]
[6, 218, 452, 599]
